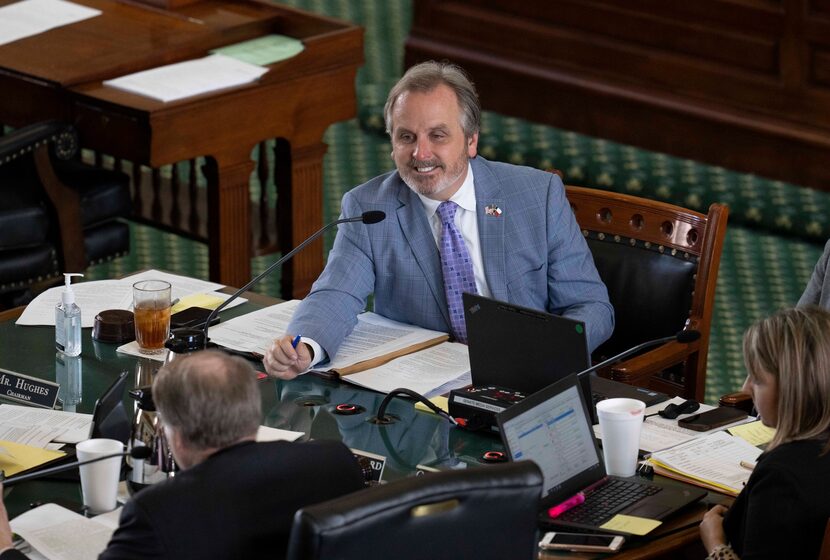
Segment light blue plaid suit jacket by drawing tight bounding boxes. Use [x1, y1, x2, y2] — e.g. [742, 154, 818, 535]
[288, 156, 614, 359]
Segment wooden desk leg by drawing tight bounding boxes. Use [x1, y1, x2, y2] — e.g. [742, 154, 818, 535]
[203, 155, 255, 288]
[276, 141, 328, 299]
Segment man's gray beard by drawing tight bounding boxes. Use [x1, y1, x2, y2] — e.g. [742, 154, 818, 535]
[399, 159, 467, 198]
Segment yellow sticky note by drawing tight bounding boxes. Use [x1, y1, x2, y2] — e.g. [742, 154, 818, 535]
[414, 396, 449, 415]
[171, 293, 225, 314]
[0, 440, 66, 477]
[729, 420, 775, 447]
[600, 514, 662, 536]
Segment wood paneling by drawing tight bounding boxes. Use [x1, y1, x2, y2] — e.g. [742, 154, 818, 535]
[406, 0, 830, 191]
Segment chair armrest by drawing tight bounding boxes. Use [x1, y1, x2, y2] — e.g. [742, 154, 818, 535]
[0, 121, 78, 165]
[610, 339, 700, 383]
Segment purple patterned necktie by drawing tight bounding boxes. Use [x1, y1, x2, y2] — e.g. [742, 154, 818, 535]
[437, 201, 478, 343]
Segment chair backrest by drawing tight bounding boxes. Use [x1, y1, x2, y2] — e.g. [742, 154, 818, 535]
[287, 461, 543, 560]
[565, 186, 728, 399]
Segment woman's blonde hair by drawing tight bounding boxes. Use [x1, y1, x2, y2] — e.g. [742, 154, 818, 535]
[743, 306, 830, 451]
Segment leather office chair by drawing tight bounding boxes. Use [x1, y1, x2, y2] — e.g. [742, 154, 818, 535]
[287, 461, 543, 560]
[565, 186, 729, 401]
[0, 121, 131, 307]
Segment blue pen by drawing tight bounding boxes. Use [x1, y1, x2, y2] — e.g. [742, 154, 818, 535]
[290, 335, 301, 349]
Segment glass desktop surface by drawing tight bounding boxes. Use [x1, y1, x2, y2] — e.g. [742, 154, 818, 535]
[0, 301, 498, 518]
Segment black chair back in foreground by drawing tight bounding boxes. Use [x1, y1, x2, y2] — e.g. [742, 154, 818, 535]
[287, 461, 543, 560]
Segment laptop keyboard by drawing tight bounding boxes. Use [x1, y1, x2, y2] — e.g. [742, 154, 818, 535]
[555, 479, 662, 526]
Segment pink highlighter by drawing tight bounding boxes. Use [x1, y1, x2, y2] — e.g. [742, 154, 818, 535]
[547, 492, 586, 518]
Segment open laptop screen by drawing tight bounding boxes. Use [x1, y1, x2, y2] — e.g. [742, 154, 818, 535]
[498, 374, 605, 505]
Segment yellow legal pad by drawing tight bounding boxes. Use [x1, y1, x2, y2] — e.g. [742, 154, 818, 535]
[728, 420, 776, 447]
[0, 440, 66, 477]
[170, 293, 226, 314]
[414, 396, 449, 415]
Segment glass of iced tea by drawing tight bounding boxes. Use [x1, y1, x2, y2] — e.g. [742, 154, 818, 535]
[133, 280, 172, 354]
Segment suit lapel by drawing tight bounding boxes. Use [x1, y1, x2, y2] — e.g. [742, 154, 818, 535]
[472, 158, 507, 300]
[396, 181, 452, 327]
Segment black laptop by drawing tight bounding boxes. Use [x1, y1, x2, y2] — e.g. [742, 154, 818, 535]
[463, 293, 668, 406]
[496, 373, 705, 534]
[464, 293, 589, 394]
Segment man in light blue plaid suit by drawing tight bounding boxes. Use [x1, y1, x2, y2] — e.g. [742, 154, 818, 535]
[264, 61, 613, 379]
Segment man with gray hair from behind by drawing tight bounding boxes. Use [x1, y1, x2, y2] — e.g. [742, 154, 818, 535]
[0, 350, 365, 560]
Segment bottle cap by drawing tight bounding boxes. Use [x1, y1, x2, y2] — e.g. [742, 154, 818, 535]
[61, 273, 84, 305]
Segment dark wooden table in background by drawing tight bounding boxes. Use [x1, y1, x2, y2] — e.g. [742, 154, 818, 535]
[0, 0, 363, 297]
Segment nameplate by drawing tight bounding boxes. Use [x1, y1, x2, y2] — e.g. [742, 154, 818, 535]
[0, 368, 59, 409]
[351, 448, 386, 483]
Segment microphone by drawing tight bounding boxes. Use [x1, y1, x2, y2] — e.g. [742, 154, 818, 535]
[1, 446, 153, 487]
[373, 388, 457, 426]
[173, 211, 386, 350]
[575, 330, 701, 380]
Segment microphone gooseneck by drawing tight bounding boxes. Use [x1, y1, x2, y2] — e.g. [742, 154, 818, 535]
[375, 388, 457, 426]
[575, 329, 701, 380]
[1, 446, 152, 487]
[198, 211, 387, 347]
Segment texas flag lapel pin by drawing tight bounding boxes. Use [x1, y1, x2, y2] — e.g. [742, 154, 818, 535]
[485, 204, 502, 217]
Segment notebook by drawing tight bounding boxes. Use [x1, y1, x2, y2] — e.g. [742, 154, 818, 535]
[463, 293, 668, 406]
[496, 373, 705, 534]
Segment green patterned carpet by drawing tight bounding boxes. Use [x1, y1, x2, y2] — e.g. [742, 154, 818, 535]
[85, 0, 827, 404]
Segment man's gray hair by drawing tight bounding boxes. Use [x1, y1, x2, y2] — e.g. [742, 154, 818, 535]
[154, 350, 261, 450]
[384, 60, 481, 138]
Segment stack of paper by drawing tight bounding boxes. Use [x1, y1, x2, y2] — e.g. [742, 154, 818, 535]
[0, 440, 66, 478]
[10, 503, 120, 560]
[16, 269, 242, 328]
[103, 54, 268, 103]
[0, 0, 100, 47]
[648, 431, 763, 496]
[208, 300, 470, 396]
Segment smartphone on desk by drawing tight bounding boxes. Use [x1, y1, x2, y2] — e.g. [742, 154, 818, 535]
[170, 307, 219, 329]
[677, 406, 748, 432]
[539, 532, 624, 553]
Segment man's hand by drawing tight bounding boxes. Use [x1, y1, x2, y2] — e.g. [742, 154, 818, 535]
[263, 335, 312, 380]
[700, 504, 728, 553]
[0, 483, 15, 552]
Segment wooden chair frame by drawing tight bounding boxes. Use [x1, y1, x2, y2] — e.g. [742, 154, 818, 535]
[565, 186, 729, 400]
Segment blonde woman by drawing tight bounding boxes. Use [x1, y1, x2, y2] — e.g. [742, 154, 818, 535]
[700, 307, 830, 559]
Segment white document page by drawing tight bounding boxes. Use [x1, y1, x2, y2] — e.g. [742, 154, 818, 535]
[10, 503, 114, 560]
[0, 405, 92, 446]
[207, 299, 300, 355]
[649, 431, 762, 494]
[0, 0, 101, 47]
[343, 342, 470, 396]
[326, 313, 447, 371]
[16, 280, 131, 328]
[103, 54, 268, 103]
[17, 269, 238, 327]
[208, 301, 448, 372]
[120, 270, 223, 301]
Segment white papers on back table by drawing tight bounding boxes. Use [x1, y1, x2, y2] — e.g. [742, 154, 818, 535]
[103, 54, 268, 103]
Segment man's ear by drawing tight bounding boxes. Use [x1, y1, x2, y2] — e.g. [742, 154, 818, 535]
[467, 132, 479, 158]
[164, 425, 189, 467]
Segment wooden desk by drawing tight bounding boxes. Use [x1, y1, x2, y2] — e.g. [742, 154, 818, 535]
[0, 0, 363, 296]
